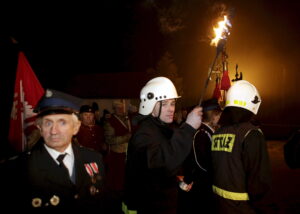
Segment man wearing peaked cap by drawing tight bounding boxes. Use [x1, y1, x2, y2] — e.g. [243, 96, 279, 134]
[76, 104, 106, 155]
[0, 89, 111, 211]
[178, 98, 222, 213]
[202, 98, 222, 112]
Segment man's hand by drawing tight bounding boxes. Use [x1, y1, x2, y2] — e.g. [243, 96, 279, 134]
[185, 106, 203, 130]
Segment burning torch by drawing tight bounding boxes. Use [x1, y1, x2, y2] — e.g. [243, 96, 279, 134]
[198, 14, 233, 106]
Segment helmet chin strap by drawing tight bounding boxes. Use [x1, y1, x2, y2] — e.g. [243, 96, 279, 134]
[156, 101, 167, 125]
[157, 101, 162, 119]
[152, 101, 168, 125]
[152, 101, 163, 121]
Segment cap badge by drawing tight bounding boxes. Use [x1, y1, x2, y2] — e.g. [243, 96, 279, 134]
[45, 89, 53, 98]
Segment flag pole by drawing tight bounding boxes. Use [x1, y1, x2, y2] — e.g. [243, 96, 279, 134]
[19, 80, 26, 151]
[198, 39, 226, 106]
[198, 10, 234, 106]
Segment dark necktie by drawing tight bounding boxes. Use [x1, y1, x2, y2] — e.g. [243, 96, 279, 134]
[57, 153, 69, 176]
[57, 153, 76, 183]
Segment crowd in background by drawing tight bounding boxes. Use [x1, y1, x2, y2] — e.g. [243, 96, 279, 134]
[0, 77, 293, 213]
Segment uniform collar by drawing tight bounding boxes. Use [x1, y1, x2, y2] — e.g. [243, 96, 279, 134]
[202, 122, 215, 133]
[44, 143, 74, 163]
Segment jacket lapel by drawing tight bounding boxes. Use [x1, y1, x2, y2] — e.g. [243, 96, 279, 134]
[72, 144, 91, 190]
[34, 145, 74, 187]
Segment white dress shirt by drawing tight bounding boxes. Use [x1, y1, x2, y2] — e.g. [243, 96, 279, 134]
[44, 143, 75, 177]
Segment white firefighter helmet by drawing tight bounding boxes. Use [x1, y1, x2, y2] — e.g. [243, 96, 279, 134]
[225, 80, 261, 115]
[139, 77, 181, 115]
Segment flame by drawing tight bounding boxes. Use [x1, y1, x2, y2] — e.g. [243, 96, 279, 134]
[210, 15, 232, 47]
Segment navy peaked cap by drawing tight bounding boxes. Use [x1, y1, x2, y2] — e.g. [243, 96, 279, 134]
[34, 89, 83, 117]
[80, 105, 95, 113]
[202, 98, 222, 112]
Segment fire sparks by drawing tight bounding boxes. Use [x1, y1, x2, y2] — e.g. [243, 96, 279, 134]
[210, 15, 232, 47]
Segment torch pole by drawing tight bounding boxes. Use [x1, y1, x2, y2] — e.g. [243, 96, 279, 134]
[198, 39, 226, 106]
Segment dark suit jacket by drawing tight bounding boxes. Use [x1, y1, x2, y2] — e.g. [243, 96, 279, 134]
[124, 115, 196, 213]
[178, 123, 215, 213]
[183, 123, 214, 186]
[0, 141, 110, 211]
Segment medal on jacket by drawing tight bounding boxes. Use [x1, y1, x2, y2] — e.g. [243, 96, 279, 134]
[89, 185, 99, 195]
[50, 195, 60, 206]
[84, 162, 101, 195]
[84, 162, 99, 177]
[32, 198, 42, 208]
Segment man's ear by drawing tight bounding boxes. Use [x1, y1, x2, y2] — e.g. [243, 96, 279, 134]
[73, 121, 81, 135]
[36, 124, 42, 132]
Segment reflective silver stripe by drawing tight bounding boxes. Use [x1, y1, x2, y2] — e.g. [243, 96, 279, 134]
[244, 128, 263, 139]
[212, 185, 249, 201]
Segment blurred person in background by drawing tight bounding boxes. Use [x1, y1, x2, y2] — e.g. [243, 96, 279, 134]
[284, 129, 300, 169]
[76, 104, 106, 155]
[103, 99, 132, 213]
[92, 102, 101, 126]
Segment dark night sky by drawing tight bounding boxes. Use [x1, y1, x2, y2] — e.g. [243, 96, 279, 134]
[0, 0, 300, 148]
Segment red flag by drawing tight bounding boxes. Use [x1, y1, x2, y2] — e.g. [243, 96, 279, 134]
[220, 70, 231, 90]
[9, 52, 44, 152]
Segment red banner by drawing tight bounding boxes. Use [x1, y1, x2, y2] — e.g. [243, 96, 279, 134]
[8, 52, 44, 152]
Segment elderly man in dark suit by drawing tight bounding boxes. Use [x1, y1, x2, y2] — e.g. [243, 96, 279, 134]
[0, 89, 110, 211]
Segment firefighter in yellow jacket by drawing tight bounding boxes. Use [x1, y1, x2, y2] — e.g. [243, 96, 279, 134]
[211, 80, 275, 214]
